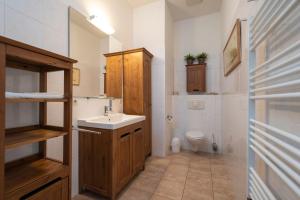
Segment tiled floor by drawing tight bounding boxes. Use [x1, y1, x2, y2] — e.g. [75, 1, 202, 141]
[73, 151, 235, 200]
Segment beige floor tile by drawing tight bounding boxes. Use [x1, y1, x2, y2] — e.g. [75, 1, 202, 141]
[213, 192, 235, 200]
[149, 157, 171, 168]
[118, 188, 153, 200]
[190, 162, 210, 172]
[170, 157, 190, 166]
[155, 179, 185, 200]
[186, 176, 212, 191]
[169, 154, 190, 162]
[162, 172, 186, 184]
[188, 168, 211, 179]
[212, 178, 235, 196]
[131, 174, 161, 193]
[140, 164, 166, 178]
[73, 193, 105, 200]
[165, 164, 188, 175]
[151, 194, 174, 200]
[182, 183, 213, 200]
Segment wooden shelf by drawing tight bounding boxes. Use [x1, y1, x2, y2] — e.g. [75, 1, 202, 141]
[0, 35, 75, 199]
[5, 159, 68, 196]
[6, 97, 68, 103]
[5, 129, 68, 149]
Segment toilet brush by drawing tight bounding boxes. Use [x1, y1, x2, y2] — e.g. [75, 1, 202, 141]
[212, 134, 218, 153]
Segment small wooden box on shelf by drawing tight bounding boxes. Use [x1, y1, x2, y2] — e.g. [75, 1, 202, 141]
[186, 64, 206, 93]
[0, 36, 77, 200]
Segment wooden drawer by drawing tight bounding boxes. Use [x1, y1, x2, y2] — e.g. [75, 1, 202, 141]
[21, 178, 68, 200]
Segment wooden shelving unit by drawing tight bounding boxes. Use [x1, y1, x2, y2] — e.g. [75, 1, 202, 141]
[0, 36, 77, 200]
[6, 97, 68, 103]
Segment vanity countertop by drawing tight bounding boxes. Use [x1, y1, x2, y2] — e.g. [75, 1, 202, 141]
[77, 113, 145, 130]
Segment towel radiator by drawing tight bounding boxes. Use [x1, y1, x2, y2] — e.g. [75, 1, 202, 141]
[248, 0, 300, 199]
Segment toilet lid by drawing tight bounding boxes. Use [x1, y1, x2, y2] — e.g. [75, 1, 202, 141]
[186, 131, 204, 139]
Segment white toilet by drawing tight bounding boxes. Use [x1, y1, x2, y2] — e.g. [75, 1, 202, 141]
[185, 131, 205, 152]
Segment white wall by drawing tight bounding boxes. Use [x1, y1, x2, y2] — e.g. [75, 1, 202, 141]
[174, 13, 222, 94]
[220, 0, 260, 199]
[172, 13, 222, 153]
[133, 0, 167, 157]
[0, 0, 132, 197]
[164, 2, 174, 154]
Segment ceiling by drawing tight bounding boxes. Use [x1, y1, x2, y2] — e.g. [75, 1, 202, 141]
[127, 0, 159, 8]
[167, 0, 221, 21]
[127, 0, 221, 21]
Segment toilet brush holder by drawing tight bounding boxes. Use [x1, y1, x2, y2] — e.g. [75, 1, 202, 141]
[212, 134, 218, 153]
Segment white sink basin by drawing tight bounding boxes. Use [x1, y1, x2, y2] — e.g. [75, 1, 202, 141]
[78, 113, 145, 130]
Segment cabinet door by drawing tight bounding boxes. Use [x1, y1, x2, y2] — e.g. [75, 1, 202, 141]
[106, 55, 123, 98]
[186, 65, 206, 93]
[123, 52, 144, 114]
[143, 54, 152, 156]
[24, 178, 68, 200]
[132, 125, 145, 174]
[117, 130, 132, 190]
[79, 130, 111, 194]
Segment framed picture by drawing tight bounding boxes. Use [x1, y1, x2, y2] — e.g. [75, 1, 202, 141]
[223, 19, 241, 76]
[73, 67, 80, 86]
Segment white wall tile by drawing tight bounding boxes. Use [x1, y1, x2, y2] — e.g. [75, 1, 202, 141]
[5, 6, 43, 47]
[41, 0, 68, 32]
[6, 0, 43, 22]
[0, 3, 4, 35]
[41, 26, 68, 55]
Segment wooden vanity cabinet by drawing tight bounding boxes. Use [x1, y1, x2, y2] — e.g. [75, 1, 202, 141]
[79, 121, 145, 200]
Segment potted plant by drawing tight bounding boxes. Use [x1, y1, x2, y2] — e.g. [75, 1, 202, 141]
[184, 53, 195, 65]
[196, 52, 208, 64]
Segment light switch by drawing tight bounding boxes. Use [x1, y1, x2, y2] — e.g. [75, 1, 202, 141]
[188, 100, 205, 110]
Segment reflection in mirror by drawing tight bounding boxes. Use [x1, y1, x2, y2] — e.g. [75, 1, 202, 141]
[68, 7, 123, 98]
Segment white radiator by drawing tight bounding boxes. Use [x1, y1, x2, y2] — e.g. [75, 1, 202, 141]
[248, 0, 300, 199]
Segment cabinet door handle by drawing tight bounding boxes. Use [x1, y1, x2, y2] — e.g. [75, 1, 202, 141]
[193, 89, 200, 92]
[120, 132, 130, 138]
[134, 128, 142, 132]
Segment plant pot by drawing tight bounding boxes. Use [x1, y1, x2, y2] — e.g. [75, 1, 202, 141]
[186, 59, 194, 65]
[197, 58, 205, 64]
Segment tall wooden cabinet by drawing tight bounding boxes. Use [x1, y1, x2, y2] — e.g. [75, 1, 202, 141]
[104, 48, 153, 157]
[0, 36, 76, 200]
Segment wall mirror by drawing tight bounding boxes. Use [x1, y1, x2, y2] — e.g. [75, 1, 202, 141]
[68, 7, 123, 98]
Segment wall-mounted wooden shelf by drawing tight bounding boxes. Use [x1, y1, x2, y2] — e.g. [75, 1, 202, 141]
[5, 129, 68, 149]
[5, 159, 68, 198]
[186, 64, 206, 93]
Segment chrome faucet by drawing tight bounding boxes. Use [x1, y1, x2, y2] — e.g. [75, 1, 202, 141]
[104, 98, 113, 116]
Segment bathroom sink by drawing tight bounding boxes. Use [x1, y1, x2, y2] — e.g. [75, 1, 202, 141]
[78, 113, 145, 130]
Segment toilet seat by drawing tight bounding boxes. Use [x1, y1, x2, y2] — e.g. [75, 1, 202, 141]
[186, 131, 204, 139]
